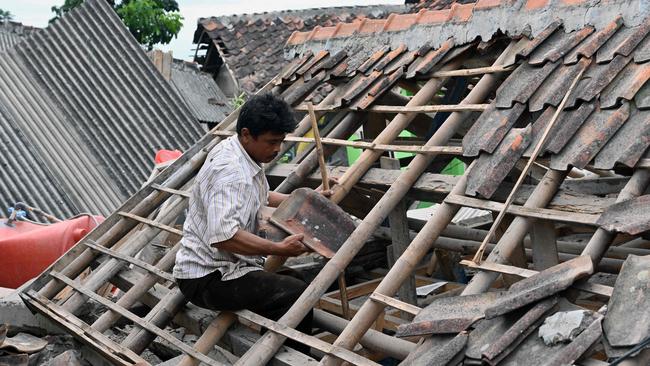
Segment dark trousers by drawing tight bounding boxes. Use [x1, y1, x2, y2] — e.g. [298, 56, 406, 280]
[177, 269, 313, 352]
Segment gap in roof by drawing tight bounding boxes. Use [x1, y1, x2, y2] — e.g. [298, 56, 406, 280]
[161, 0, 403, 61]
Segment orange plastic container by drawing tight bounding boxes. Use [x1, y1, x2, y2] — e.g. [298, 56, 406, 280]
[0, 215, 103, 288]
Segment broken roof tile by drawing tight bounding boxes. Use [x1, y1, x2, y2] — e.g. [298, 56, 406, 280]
[495, 61, 559, 108]
[352, 68, 404, 109]
[528, 26, 594, 66]
[528, 58, 591, 112]
[566, 55, 631, 108]
[550, 102, 630, 170]
[596, 22, 650, 64]
[466, 127, 532, 199]
[564, 17, 623, 65]
[593, 108, 650, 169]
[600, 60, 650, 109]
[501, 21, 562, 67]
[463, 103, 527, 157]
[405, 38, 454, 78]
[526, 102, 596, 156]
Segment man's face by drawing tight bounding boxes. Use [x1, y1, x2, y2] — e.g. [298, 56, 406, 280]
[239, 128, 286, 163]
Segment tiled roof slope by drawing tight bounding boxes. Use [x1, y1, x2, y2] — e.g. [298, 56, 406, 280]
[275, 0, 649, 200]
[0, 21, 39, 52]
[193, 4, 409, 94]
[0, 0, 205, 218]
[285, 0, 649, 60]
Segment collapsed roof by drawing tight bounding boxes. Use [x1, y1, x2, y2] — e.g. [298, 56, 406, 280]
[17, 0, 650, 364]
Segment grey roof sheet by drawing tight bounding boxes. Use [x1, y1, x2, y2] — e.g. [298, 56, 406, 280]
[170, 60, 232, 123]
[0, 0, 205, 218]
[0, 21, 39, 52]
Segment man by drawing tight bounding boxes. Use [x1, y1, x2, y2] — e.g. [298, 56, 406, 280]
[174, 93, 314, 346]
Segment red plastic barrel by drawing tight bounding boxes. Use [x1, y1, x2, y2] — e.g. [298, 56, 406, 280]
[0, 215, 104, 288]
[155, 149, 183, 165]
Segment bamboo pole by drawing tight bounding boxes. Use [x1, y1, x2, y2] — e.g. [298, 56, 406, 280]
[472, 65, 587, 263]
[267, 86, 344, 168]
[61, 195, 188, 313]
[235, 41, 518, 366]
[461, 169, 569, 295]
[308, 102, 351, 320]
[327, 61, 460, 204]
[177, 312, 237, 366]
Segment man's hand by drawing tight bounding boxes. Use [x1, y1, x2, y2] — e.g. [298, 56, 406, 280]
[316, 177, 339, 197]
[279, 234, 309, 256]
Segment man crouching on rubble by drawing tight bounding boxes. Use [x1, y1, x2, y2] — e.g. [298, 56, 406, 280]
[173, 93, 318, 351]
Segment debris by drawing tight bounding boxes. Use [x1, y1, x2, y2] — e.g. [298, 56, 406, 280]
[538, 310, 597, 346]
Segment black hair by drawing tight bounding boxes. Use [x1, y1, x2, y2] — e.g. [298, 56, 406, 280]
[236, 94, 297, 137]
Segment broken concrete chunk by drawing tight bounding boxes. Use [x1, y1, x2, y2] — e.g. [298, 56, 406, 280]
[538, 310, 597, 346]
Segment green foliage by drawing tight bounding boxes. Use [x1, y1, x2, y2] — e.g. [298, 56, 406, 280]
[231, 92, 247, 109]
[0, 8, 14, 21]
[50, 0, 182, 49]
[117, 0, 183, 50]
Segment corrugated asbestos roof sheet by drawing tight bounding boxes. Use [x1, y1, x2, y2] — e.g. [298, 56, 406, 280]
[0, 0, 205, 218]
[170, 60, 232, 124]
[0, 21, 39, 52]
[276, 0, 649, 201]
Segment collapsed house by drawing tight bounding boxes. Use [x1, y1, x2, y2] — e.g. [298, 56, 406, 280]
[8, 0, 650, 364]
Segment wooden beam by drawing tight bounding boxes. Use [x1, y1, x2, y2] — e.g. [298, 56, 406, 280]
[382, 157, 417, 312]
[369, 293, 421, 316]
[293, 104, 490, 113]
[211, 131, 462, 155]
[151, 184, 191, 198]
[118, 212, 183, 236]
[444, 194, 600, 226]
[83, 240, 175, 283]
[431, 64, 515, 77]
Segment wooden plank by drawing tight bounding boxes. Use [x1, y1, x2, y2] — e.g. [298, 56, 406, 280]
[530, 221, 559, 270]
[294, 104, 490, 113]
[369, 293, 421, 316]
[235, 310, 380, 366]
[22, 290, 148, 366]
[382, 157, 417, 311]
[459, 260, 613, 297]
[318, 297, 406, 332]
[431, 65, 515, 77]
[83, 240, 175, 283]
[118, 211, 183, 236]
[48, 272, 223, 366]
[211, 131, 462, 155]
[151, 184, 191, 198]
[445, 194, 600, 226]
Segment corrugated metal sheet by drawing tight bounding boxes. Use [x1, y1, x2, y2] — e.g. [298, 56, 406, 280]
[170, 60, 231, 124]
[0, 0, 205, 218]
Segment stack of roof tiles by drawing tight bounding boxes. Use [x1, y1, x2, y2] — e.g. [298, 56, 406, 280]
[0, 0, 205, 218]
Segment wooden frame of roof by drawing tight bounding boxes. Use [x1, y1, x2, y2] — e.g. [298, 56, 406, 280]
[18, 0, 650, 365]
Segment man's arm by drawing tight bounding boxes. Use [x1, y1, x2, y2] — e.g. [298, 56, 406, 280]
[268, 191, 289, 207]
[213, 229, 307, 257]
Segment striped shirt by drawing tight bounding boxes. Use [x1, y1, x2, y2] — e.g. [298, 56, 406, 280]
[173, 135, 269, 281]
